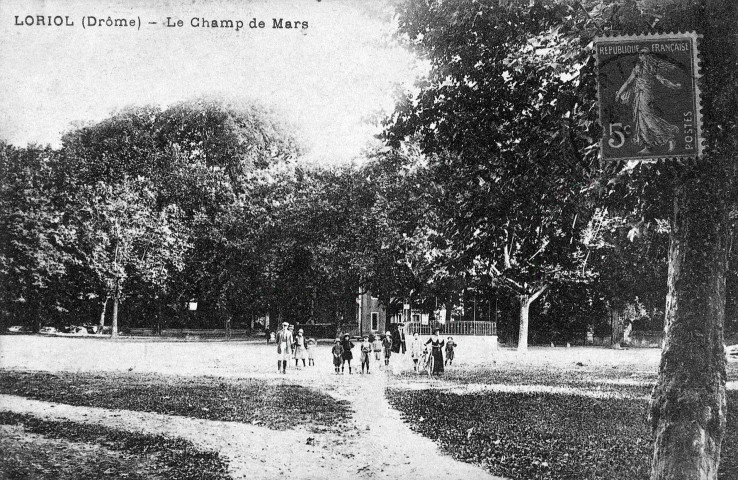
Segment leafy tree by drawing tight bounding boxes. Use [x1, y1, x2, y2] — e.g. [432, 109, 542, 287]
[58, 98, 303, 330]
[385, 0, 600, 351]
[71, 177, 190, 336]
[0, 143, 75, 331]
[386, 0, 737, 476]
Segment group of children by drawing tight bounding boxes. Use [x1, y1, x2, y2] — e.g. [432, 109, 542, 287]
[274, 321, 459, 375]
[331, 331, 458, 375]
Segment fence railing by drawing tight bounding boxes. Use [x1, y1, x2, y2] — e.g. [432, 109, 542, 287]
[406, 321, 497, 337]
[127, 328, 254, 338]
[628, 330, 664, 347]
[127, 322, 498, 339]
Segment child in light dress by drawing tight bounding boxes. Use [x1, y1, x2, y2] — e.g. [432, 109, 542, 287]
[371, 335, 383, 365]
[410, 332, 423, 372]
[306, 337, 317, 366]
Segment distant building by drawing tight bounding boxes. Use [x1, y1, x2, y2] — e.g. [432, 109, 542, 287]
[356, 292, 388, 335]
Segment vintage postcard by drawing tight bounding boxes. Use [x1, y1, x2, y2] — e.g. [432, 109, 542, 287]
[1, 2, 735, 480]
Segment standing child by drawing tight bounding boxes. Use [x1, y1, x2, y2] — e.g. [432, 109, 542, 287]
[372, 334, 383, 366]
[341, 334, 355, 374]
[331, 338, 343, 374]
[306, 337, 317, 366]
[410, 333, 423, 372]
[360, 336, 372, 374]
[445, 337, 457, 366]
[275, 322, 293, 374]
[382, 331, 393, 366]
[294, 329, 307, 368]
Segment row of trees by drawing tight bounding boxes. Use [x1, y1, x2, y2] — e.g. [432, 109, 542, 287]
[0, 99, 666, 342]
[2, 5, 730, 347]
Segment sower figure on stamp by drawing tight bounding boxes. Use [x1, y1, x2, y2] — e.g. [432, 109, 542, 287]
[616, 47, 682, 154]
[276, 322, 293, 374]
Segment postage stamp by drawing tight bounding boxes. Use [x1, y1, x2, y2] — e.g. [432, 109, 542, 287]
[594, 32, 702, 162]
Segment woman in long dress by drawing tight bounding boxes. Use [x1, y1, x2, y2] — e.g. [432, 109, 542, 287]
[616, 48, 682, 154]
[424, 328, 445, 376]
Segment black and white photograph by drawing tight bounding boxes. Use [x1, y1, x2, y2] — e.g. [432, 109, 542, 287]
[1, 0, 736, 479]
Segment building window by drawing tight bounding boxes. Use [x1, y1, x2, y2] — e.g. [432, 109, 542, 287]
[371, 312, 379, 331]
[412, 314, 420, 323]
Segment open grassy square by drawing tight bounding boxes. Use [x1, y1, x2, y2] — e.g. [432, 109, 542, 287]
[387, 354, 738, 480]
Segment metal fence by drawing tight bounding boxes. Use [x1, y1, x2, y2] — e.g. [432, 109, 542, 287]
[628, 330, 664, 347]
[406, 321, 497, 336]
[127, 328, 253, 338]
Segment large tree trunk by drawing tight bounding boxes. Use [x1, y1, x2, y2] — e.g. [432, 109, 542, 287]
[517, 285, 547, 352]
[111, 297, 119, 337]
[648, 0, 736, 478]
[98, 297, 108, 330]
[517, 295, 531, 351]
[649, 163, 731, 479]
[611, 309, 624, 349]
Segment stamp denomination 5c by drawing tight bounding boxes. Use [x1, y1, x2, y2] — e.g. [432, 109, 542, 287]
[594, 32, 702, 162]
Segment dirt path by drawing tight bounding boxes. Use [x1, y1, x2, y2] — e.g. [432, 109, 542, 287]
[319, 366, 502, 479]
[0, 365, 503, 480]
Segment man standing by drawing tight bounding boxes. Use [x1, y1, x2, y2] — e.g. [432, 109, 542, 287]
[276, 322, 293, 374]
[392, 324, 407, 355]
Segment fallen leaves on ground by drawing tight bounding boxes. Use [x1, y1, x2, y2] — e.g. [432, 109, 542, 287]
[0, 411, 229, 479]
[386, 363, 738, 480]
[0, 370, 351, 431]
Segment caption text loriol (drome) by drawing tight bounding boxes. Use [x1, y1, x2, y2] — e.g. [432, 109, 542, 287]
[14, 15, 309, 30]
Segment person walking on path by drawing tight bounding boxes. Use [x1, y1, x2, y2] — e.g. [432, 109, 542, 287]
[275, 322, 293, 374]
[410, 333, 423, 372]
[382, 331, 393, 366]
[360, 335, 372, 374]
[341, 334, 355, 374]
[425, 328, 445, 376]
[445, 337, 457, 366]
[293, 329, 307, 368]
